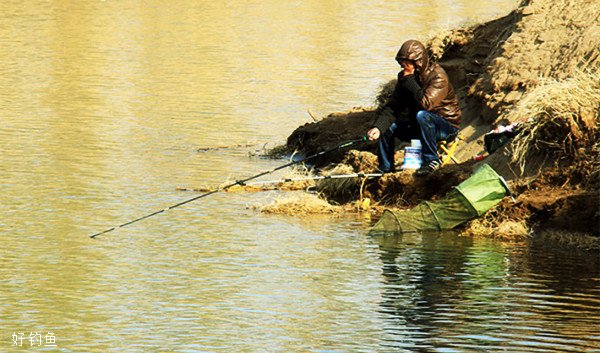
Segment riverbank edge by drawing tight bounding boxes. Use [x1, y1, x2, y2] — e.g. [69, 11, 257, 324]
[270, 0, 599, 250]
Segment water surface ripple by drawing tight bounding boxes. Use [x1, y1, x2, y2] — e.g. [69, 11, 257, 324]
[2, 1, 598, 352]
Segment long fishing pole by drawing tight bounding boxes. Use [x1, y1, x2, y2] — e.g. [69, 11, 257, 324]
[240, 172, 384, 186]
[90, 136, 367, 238]
[176, 172, 384, 192]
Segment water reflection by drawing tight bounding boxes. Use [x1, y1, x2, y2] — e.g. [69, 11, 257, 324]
[376, 232, 472, 351]
[4, 0, 599, 352]
[374, 232, 600, 352]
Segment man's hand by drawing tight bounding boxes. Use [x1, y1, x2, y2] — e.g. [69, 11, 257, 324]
[367, 127, 381, 141]
[399, 60, 415, 77]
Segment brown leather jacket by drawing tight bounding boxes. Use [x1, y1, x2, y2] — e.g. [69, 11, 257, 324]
[373, 40, 461, 132]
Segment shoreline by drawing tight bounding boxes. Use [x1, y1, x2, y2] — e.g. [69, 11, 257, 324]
[267, 0, 599, 249]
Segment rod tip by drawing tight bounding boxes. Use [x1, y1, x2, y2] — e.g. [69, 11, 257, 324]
[89, 227, 115, 238]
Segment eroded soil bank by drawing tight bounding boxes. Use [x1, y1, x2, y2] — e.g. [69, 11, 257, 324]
[272, 0, 599, 249]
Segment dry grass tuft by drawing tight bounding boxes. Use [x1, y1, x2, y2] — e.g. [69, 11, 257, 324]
[255, 193, 340, 214]
[462, 218, 530, 241]
[506, 70, 600, 173]
[495, 220, 530, 239]
[426, 26, 474, 61]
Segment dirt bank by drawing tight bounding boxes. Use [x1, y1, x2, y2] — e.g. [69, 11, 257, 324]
[272, 0, 599, 247]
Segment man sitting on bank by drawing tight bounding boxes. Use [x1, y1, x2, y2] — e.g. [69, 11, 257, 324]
[366, 39, 461, 176]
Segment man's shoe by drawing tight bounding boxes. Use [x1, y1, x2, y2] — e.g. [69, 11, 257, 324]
[415, 160, 441, 176]
[445, 131, 459, 144]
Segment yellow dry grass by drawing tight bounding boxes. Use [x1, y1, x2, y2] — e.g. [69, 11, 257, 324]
[506, 70, 600, 173]
[462, 218, 530, 241]
[255, 193, 340, 214]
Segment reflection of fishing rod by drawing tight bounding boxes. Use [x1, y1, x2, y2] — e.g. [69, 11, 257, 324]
[90, 137, 367, 238]
[177, 173, 384, 192]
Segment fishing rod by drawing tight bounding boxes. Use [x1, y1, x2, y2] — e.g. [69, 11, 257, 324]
[177, 172, 384, 192]
[240, 172, 383, 185]
[89, 136, 367, 238]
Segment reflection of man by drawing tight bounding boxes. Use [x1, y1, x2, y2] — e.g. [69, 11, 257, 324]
[376, 232, 472, 348]
[367, 40, 461, 176]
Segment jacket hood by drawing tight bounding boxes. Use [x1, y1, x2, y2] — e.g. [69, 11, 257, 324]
[395, 40, 429, 72]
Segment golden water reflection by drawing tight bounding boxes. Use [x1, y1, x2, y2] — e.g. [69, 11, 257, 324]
[5, 1, 597, 352]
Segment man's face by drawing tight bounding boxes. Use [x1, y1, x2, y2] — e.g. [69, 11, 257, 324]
[398, 60, 414, 71]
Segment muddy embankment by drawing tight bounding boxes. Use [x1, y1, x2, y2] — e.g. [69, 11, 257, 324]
[269, 0, 599, 248]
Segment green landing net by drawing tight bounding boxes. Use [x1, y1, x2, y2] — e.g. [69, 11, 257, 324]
[370, 164, 510, 234]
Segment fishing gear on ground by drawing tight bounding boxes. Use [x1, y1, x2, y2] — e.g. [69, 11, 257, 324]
[484, 120, 523, 154]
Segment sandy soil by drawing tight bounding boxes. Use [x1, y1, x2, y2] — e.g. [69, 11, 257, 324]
[272, 0, 599, 247]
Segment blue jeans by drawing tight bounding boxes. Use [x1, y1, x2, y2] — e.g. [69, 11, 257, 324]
[378, 110, 458, 172]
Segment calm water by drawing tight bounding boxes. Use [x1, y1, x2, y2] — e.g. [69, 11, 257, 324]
[2, 1, 599, 352]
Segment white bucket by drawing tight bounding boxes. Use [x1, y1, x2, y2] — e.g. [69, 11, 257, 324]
[401, 146, 422, 169]
[411, 139, 422, 148]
